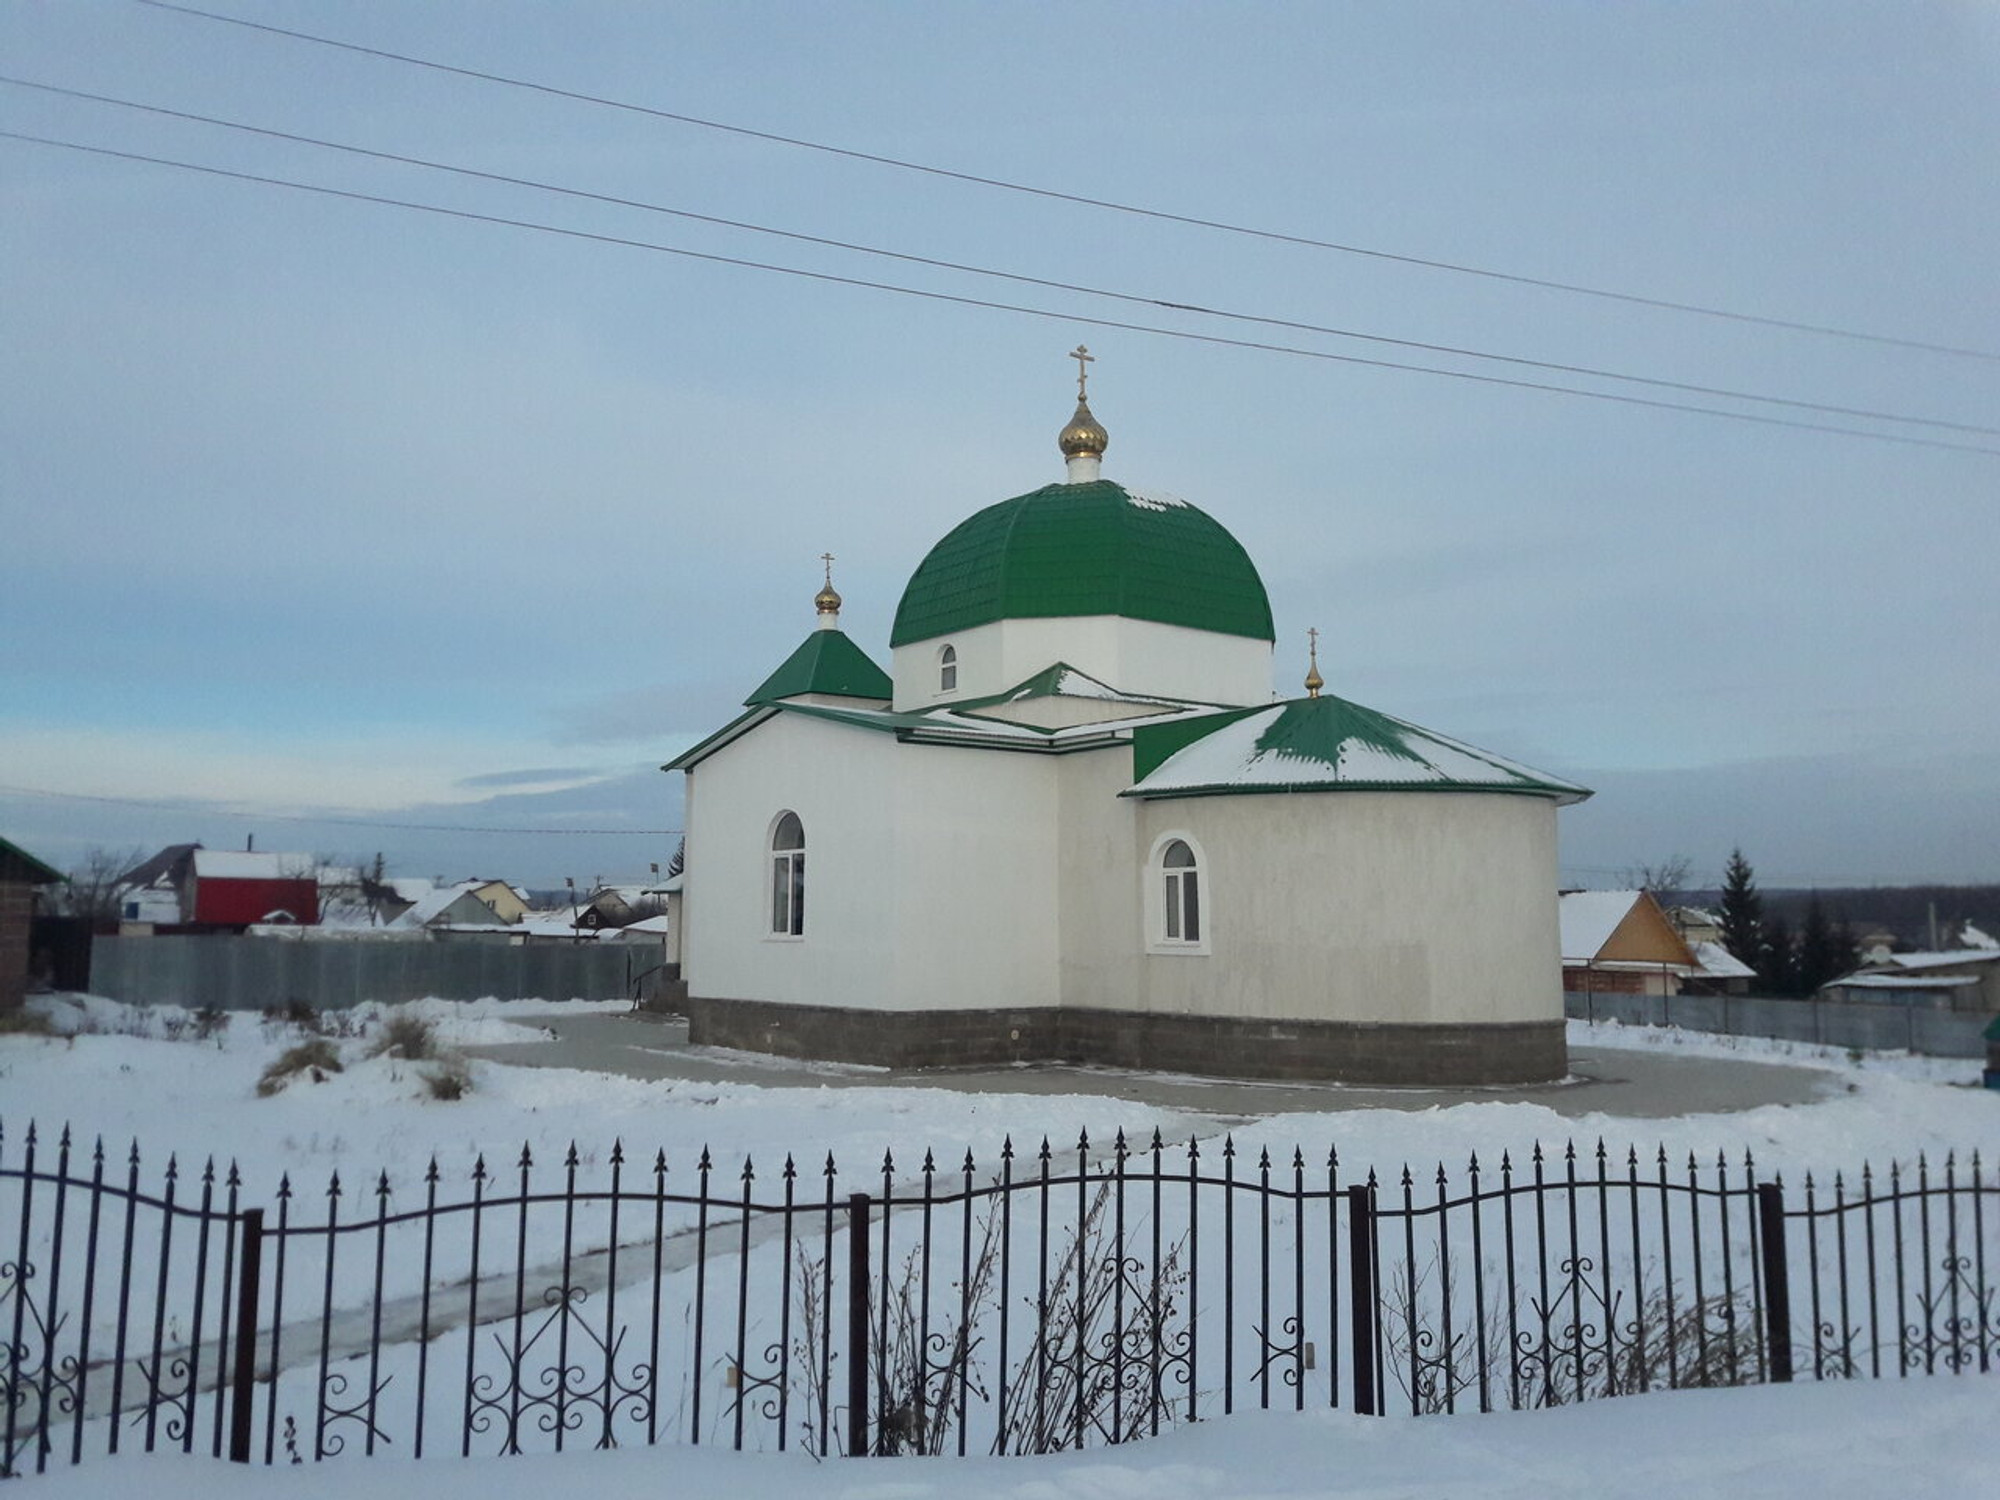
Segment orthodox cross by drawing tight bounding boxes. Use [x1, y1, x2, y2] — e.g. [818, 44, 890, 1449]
[820, 552, 835, 587]
[1069, 344, 1094, 399]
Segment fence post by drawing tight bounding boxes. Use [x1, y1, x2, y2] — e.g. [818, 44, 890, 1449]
[227, 1208, 265, 1462]
[846, 1192, 871, 1457]
[1345, 1183, 1377, 1416]
[1755, 1183, 1794, 1384]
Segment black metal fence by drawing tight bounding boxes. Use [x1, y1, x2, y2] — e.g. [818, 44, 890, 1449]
[3, 1121, 1994, 1477]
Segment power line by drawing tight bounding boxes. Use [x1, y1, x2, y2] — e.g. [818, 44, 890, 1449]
[9, 128, 1999, 460]
[11, 74, 1996, 442]
[0, 782, 677, 836]
[130, 0, 2000, 364]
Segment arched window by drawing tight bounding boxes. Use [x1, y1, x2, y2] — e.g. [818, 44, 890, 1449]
[938, 644, 958, 693]
[769, 811, 805, 936]
[1161, 838, 1200, 944]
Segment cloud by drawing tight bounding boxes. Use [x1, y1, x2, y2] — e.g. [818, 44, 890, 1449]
[455, 767, 604, 789]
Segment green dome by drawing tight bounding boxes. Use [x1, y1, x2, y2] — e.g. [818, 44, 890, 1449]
[890, 480, 1275, 647]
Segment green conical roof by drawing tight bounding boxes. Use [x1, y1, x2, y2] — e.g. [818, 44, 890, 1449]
[1125, 693, 1592, 803]
[890, 480, 1274, 647]
[745, 629, 893, 707]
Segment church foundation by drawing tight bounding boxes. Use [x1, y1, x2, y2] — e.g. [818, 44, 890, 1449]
[685, 994, 1566, 1086]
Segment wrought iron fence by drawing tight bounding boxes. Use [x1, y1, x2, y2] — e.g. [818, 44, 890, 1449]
[3, 1119, 1994, 1477]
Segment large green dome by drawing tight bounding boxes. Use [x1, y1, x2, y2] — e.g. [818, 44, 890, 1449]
[890, 480, 1275, 647]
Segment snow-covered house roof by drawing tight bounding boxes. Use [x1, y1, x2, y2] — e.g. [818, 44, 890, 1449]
[191, 849, 315, 880]
[1123, 695, 1591, 803]
[1690, 940, 1756, 981]
[1859, 948, 2000, 974]
[1560, 891, 1649, 962]
[389, 883, 507, 930]
[1558, 890, 1697, 971]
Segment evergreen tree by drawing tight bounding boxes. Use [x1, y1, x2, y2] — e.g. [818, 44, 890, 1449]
[1717, 848, 1763, 968]
[1795, 894, 1846, 995]
[666, 837, 685, 878]
[1761, 913, 1797, 995]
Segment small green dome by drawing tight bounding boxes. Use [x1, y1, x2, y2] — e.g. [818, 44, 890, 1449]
[890, 480, 1275, 647]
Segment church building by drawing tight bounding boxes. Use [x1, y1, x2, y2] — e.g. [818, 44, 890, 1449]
[665, 355, 1590, 1085]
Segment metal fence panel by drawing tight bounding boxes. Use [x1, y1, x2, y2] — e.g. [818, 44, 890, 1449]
[87, 937, 635, 1010]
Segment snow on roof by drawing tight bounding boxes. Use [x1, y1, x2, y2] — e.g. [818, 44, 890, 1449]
[1959, 922, 1998, 950]
[191, 850, 315, 880]
[1120, 485, 1191, 511]
[613, 914, 672, 936]
[1559, 891, 1645, 962]
[388, 877, 435, 902]
[1691, 940, 1756, 980]
[389, 882, 497, 928]
[1834, 973, 1976, 990]
[1126, 696, 1591, 804]
[1863, 948, 2000, 973]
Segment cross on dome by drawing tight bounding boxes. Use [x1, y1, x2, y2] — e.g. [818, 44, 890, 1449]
[1058, 347, 1109, 480]
[814, 552, 842, 624]
[1305, 626, 1324, 698]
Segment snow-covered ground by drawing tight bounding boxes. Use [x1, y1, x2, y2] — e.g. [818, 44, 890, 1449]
[4, 995, 1996, 1494]
[20, 1377, 1998, 1499]
[5, 999, 1992, 1198]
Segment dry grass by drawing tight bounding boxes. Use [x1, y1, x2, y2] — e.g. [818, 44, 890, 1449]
[255, 1038, 344, 1097]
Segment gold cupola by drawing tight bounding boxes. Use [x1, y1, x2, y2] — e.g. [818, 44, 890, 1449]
[1059, 345, 1108, 481]
[814, 552, 842, 629]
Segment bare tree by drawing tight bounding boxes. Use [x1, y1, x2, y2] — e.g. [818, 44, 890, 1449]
[1621, 855, 1693, 907]
[51, 846, 147, 925]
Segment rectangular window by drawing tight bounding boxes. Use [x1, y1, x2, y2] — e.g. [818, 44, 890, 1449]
[771, 856, 789, 935]
[1164, 872, 1182, 940]
[1182, 871, 1200, 943]
[789, 852, 805, 936]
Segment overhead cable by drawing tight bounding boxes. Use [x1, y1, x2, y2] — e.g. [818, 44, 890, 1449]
[129, 0, 2000, 363]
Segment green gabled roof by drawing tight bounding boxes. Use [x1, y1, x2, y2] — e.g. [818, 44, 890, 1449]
[744, 628, 893, 707]
[891, 480, 1275, 647]
[1125, 693, 1592, 804]
[0, 834, 65, 884]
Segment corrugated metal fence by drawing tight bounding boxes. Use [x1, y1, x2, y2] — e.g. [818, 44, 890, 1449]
[1567, 990, 1986, 1058]
[88, 936, 643, 1010]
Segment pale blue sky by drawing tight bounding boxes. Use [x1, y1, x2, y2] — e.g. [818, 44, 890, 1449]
[4, 1, 1997, 887]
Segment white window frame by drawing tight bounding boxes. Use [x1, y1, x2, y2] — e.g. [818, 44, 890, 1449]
[1146, 831, 1211, 956]
[767, 810, 805, 940]
[937, 643, 959, 695]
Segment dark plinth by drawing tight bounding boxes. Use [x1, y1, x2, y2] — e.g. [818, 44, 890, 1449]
[685, 994, 1566, 1086]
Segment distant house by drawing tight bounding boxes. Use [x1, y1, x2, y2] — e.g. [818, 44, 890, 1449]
[2, 835, 65, 1011]
[575, 885, 667, 931]
[463, 880, 531, 924]
[1560, 889, 1738, 997]
[117, 845, 321, 929]
[1825, 949, 2000, 1013]
[389, 882, 513, 934]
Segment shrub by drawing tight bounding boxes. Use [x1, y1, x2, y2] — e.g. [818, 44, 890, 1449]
[192, 1004, 230, 1042]
[0, 1009, 55, 1037]
[371, 1012, 437, 1061]
[421, 1057, 472, 1101]
[256, 1038, 344, 1097]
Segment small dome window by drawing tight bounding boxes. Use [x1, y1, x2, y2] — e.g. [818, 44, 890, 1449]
[938, 644, 958, 693]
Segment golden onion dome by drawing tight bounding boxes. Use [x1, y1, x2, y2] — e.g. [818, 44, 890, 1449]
[1058, 395, 1109, 458]
[815, 553, 842, 616]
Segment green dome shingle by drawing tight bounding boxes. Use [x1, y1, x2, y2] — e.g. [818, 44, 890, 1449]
[890, 481, 1275, 648]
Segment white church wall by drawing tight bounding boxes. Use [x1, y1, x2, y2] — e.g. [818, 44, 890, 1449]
[683, 714, 1063, 1015]
[682, 714, 900, 1013]
[1132, 792, 1563, 1026]
[887, 740, 1063, 1012]
[1054, 747, 1147, 1011]
[892, 617, 1272, 712]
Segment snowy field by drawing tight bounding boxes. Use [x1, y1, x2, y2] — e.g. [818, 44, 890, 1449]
[3, 994, 1996, 1494]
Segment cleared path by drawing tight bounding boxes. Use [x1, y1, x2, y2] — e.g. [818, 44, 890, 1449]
[462, 1011, 1836, 1120]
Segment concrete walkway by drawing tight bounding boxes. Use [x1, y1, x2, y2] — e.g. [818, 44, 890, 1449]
[462, 1011, 1837, 1121]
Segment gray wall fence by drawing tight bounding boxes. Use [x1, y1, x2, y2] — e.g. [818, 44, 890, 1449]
[89, 935, 652, 1011]
[1567, 989, 1988, 1058]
